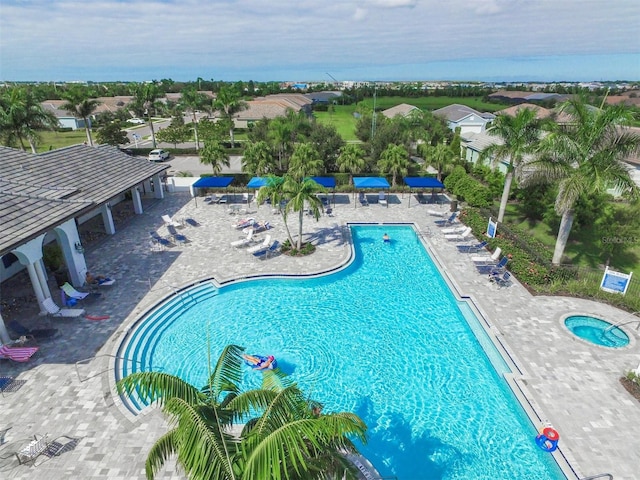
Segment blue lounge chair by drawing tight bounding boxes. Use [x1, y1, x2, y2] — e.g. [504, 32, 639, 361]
[457, 240, 488, 254]
[167, 225, 188, 244]
[184, 218, 200, 227]
[358, 192, 368, 206]
[253, 240, 280, 260]
[8, 320, 57, 340]
[149, 231, 172, 248]
[478, 256, 509, 276]
[435, 212, 458, 226]
[489, 271, 512, 287]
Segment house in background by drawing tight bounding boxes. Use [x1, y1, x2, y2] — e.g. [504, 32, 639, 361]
[382, 103, 420, 119]
[41, 100, 89, 130]
[432, 104, 494, 135]
[231, 94, 313, 128]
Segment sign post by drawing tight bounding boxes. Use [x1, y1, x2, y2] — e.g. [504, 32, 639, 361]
[600, 266, 633, 295]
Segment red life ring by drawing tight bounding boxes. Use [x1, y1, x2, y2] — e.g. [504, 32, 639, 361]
[542, 427, 560, 442]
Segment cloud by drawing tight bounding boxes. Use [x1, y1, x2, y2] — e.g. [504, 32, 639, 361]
[373, 0, 417, 7]
[353, 7, 368, 20]
[472, 0, 502, 15]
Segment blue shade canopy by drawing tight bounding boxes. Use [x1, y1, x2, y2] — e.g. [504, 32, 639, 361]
[247, 177, 269, 188]
[192, 177, 234, 188]
[353, 177, 390, 189]
[403, 177, 445, 189]
[308, 177, 336, 188]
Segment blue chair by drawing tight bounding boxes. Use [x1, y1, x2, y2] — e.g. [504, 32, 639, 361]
[489, 271, 512, 287]
[435, 211, 458, 226]
[254, 240, 280, 260]
[358, 192, 368, 206]
[149, 231, 172, 248]
[167, 225, 188, 244]
[457, 240, 488, 254]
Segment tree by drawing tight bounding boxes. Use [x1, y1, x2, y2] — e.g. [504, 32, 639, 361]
[180, 87, 208, 150]
[118, 344, 367, 480]
[481, 108, 543, 222]
[336, 144, 366, 185]
[95, 121, 129, 146]
[256, 176, 296, 246]
[213, 86, 247, 147]
[307, 122, 345, 172]
[525, 97, 640, 264]
[419, 143, 455, 181]
[61, 87, 101, 146]
[201, 140, 230, 174]
[377, 144, 410, 187]
[0, 88, 59, 152]
[282, 175, 325, 250]
[155, 124, 191, 148]
[242, 141, 275, 177]
[288, 143, 323, 179]
[132, 83, 163, 148]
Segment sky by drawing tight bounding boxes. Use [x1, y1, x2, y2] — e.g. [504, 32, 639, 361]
[1, 0, 639, 83]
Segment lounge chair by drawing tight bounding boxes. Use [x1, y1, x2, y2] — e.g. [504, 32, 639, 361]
[488, 257, 509, 276]
[378, 191, 388, 206]
[427, 209, 446, 217]
[472, 247, 502, 264]
[358, 192, 368, 206]
[0, 344, 39, 363]
[184, 218, 200, 227]
[245, 221, 271, 235]
[444, 226, 472, 241]
[60, 282, 90, 300]
[435, 212, 458, 226]
[254, 240, 280, 260]
[441, 225, 467, 235]
[325, 207, 334, 217]
[8, 320, 57, 340]
[233, 217, 255, 229]
[0, 376, 27, 395]
[489, 271, 512, 287]
[149, 231, 173, 248]
[242, 192, 251, 203]
[161, 214, 181, 227]
[167, 225, 188, 244]
[231, 229, 254, 247]
[15, 434, 49, 465]
[247, 235, 271, 254]
[457, 240, 488, 254]
[42, 297, 85, 318]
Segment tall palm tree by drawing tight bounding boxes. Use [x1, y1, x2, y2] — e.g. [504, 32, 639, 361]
[213, 86, 247, 147]
[336, 144, 366, 185]
[117, 344, 367, 480]
[201, 140, 230, 174]
[288, 143, 323, 179]
[256, 175, 296, 246]
[242, 140, 276, 177]
[132, 83, 163, 148]
[282, 176, 325, 250]
[419, 143, 455, 181]
[61, 88, 101, 146]
[180, 87, 208, 150]
[377, 144, 409, 187]
[525, 97, 640, 264]
[0, 88, 58, 152]
[481, 108, 543, 222]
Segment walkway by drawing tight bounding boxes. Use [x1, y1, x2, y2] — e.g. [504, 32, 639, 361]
[1, 191, 638, 479]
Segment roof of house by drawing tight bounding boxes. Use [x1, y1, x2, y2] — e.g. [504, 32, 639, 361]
[495, 103, 553, 119]
[0, 144, 169, 255]
[382, 103, 420, 119]
[433, 104, 494, 123]
[234, 94, 313, 121]
[460, 131, 503, 151]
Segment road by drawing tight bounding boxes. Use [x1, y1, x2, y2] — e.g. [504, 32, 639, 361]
[164, 155, 243, 176]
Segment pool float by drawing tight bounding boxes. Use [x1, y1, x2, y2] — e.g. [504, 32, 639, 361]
[85, 314, 110, 321]
[244, 354, 277, 370]
[535, 425, 560, 452]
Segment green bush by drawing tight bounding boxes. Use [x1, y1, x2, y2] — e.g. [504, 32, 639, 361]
[443, 165, 466, 192]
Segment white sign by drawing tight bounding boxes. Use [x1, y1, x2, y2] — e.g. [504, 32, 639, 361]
[487, 217, 498, 238]
[600, 266, 633, 295]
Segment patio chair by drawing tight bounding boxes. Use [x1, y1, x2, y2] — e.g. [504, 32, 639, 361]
[231, 229, 254, 247]
[161, 214, 181, 227]
[489, 271, 512, 288]
[149, 231, 173, 248]
[427, 209, 446, 217]
[254, 240, 280, 260]
[0, 344, 39, 363]
[60, 282, 90, 300]
[184, 218, 200, 227]
[8, 320, 58, 340]
[471, 247, 502, 264]
[325, 207, 334, 217]
[247, 235, 272, 254]
[457, 240, 488, 254]
[444, 226, 473, 241]
[358, 192, 368, 206]
[245, 221, 271, 235]
[167, 225, 188, 244]
[233, 217, 255, 229]
[441, 225, 467, 235]
[378, 191, 388, 206]
[42, 297, 85, 318]
[435, 212, 458, 226]
[15, 434, 49, 466]
[488, 257, 509, 276]
[0, 376, 27, 396]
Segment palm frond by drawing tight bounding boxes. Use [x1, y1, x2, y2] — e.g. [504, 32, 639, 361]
[145, 429, 179, 479]
[116, 371, 205, 407]
[203, 344, 244, 401]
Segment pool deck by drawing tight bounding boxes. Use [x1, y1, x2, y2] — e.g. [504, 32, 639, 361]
[1, 191, 639, 480]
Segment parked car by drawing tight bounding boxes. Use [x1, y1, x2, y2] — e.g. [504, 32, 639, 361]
[128, 118, 145, 124]
[148, 149, 170, 162]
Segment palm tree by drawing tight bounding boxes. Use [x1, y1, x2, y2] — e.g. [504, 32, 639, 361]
[0, 88, 58, 152]
[256, 176, 296, 246]
[336, 144, 366, 185]
[419, 143, 455, 182]
[282, 176, 325, 250]
[201, 140, 230, 174]
[288, 143, 323, 179]
[180, 87, 208, 150]
[213, 86, 247, 147]
[242, 140, 275, 177]
[61, 88, 101, 146]
[481, 108, 543, 222]
[117, 344, 367, 480]
[525, 97, 640, 264]
[377, 144, 409, 187]
[132, 83, 163, 148]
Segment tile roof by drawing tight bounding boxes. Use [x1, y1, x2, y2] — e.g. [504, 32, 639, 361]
[432, 104, 489, 123]
[0, 144, 169, 255]
[382, 103, 419, 119]
[496, 103, 553, 119]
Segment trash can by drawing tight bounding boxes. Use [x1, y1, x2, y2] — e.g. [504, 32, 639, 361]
[450, 200, 458, 212]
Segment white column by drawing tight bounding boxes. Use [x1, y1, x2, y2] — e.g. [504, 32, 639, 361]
[35, 259, 52, 300]
[0, 313, 11, 344]
[132, 186, 143, 214]
[102, 203, 116, 235]
[153, 173, 165, 199]
[26, 262, 47, 314]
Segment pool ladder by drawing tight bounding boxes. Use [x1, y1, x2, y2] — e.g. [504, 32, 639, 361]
[603, 317, 640, 334]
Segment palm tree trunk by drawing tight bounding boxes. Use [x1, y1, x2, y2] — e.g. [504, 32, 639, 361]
[192, 113, 200, 151]
[497, 170, 514, 223]
[28, 138, 37, 154]
[552, 209, 574, 265]
[84, 121, 94, 146]
[229, 127, 235, 148]
[297, 210, 304, 250]
[148, 116, 157, 148]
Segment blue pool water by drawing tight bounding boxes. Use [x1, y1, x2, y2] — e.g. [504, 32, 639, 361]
[564, 315, 630, 348]
[118, 225, 565, 479]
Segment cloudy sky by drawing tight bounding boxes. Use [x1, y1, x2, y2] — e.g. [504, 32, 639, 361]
[1, 0, 638, 82]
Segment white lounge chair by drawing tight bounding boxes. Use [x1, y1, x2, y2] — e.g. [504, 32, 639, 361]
[471, 247, 502, 264]
[15, 434, 49, 465]
[441, 225, 466, 235]
[247, 235, 271, 254]
[231, 229, 254, 247]
[444, 226, 472, 241]
[378, 191, 388, 206]
[42, 297, 85, 318]
[161, 215, 181, 227]
[61, 282, 90, 300]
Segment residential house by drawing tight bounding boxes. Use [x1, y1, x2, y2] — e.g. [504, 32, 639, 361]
[432, 104, 495, 135]
[382, 103, 420, 119]
[231, 94, 313, 128]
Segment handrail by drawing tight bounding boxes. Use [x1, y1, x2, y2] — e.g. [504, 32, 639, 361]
[75, 354, 141, 382]
[603, 319, 640, 334]
[579, 474, 613, 480]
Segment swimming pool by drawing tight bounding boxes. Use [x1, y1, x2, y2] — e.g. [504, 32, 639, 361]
[117, 225, 566, 479]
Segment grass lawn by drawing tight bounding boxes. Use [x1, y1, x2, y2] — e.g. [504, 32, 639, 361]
[36, 130, 88, 152]
[314, 106, 359, 141]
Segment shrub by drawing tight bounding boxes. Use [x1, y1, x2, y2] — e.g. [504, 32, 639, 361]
[281, 240, 316, 256]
